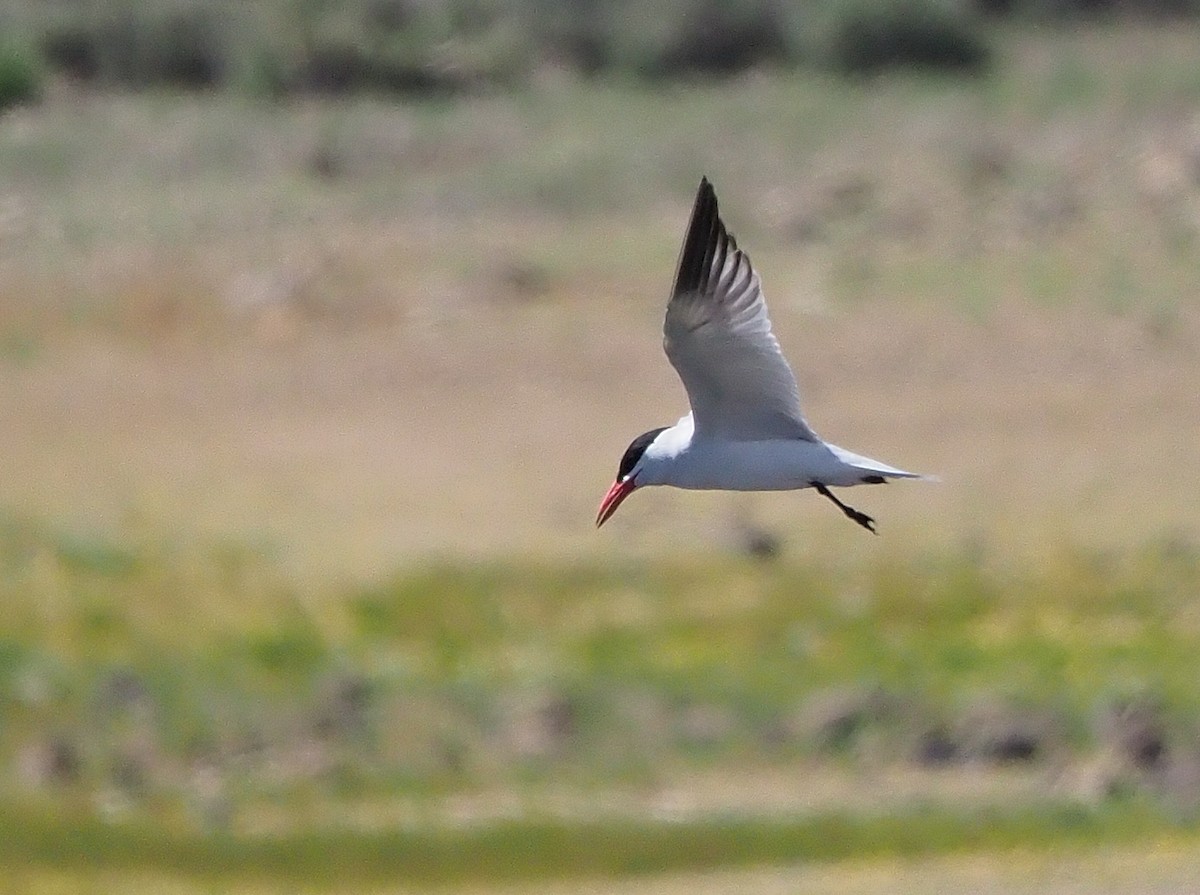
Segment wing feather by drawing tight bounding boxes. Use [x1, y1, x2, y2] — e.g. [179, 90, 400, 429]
[663, 178, 818, 442]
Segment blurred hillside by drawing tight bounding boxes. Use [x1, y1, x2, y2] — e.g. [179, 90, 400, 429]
[2, 0, 1196, 106]
[4, 0, 983, 102]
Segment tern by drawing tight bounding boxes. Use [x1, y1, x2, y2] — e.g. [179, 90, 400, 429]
[596, 177, 929, 534]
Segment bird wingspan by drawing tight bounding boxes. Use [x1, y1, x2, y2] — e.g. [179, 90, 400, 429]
[663, 178, 818, 443]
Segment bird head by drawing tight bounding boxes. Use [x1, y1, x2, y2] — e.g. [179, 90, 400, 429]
[595, 427, 666, 527]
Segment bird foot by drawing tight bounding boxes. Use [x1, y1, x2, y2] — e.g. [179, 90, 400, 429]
[812, 482, 877, 535]
[845, 507, 876, 534]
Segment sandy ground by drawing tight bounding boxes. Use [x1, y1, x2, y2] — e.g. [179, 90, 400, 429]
[1, 287, 1196, 579]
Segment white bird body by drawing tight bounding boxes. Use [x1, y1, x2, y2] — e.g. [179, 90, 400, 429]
[635, 413, 922, 492]
[597, 177, 930, 533]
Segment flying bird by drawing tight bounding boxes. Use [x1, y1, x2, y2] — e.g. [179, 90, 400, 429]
[596, 177, 929, 533]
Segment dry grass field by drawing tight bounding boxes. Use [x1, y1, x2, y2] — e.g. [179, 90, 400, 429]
[2, 289, 1196, 575]
[3, 21, 1200, 893]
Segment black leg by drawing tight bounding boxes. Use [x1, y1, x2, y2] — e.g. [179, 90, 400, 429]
[811, 482, 876, 534]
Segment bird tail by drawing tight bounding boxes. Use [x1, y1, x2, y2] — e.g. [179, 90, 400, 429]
[829, 445, 937, 482]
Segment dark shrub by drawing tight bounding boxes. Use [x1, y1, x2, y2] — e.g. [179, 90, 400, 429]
[973, 0, 1200, 17]
[532, 0, 616, 75]
[0, 44, 42, 112]
[40, 24, 101, 81]
[831, 2, 991, 76]
[103, 6, 229, 88]
[295, 38, 452, 96]
[534, 0, 800, 81]
[363, 0, 421, 32]
[147, 8, 227, 87]
[46, 6, 233, 90]
[286, 1, 524, 97]
[648, 0, 794, 78]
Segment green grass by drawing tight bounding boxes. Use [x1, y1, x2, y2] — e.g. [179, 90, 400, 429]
[0, 798, 1188, 888]
[3, 513, 1200, 841]
[6, 515, 1200, 721]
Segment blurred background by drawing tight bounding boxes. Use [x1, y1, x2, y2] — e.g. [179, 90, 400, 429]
[2, 0, 1200, 892]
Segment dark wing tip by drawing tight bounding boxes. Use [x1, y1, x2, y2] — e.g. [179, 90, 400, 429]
[671, 176, 726, 299]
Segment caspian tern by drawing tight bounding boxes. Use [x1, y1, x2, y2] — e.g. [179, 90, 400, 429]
[596, 177, 929, 534]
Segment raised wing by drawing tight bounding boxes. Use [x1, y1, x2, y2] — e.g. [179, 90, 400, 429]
[663, 178, 818, 442]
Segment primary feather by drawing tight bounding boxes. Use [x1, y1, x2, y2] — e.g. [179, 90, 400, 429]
[664, 178, 818, 442]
